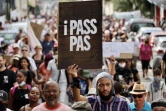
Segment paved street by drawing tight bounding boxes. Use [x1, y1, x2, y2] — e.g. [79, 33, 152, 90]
[137, 60, 162, 89]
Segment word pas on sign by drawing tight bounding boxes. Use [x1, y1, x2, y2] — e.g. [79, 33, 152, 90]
[64, 19, 97, 51]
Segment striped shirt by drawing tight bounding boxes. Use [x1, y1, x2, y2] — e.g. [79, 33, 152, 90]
[88, 96, 130, 111]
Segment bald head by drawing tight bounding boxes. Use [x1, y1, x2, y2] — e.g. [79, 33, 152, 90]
[43, 81, 59, 90]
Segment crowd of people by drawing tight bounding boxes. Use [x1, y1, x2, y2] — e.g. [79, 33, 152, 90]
[0, 13, 166, 111]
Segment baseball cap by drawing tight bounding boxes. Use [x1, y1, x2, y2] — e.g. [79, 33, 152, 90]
[13, 44, 19, 48]
[68, 101, 92, 111]
[0, 90, 8, 102]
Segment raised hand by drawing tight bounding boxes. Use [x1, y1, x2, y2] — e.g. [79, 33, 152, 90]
[67, 64, 78, 78]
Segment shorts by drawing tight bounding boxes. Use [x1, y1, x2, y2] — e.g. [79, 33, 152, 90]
[141, 60, 150, 70]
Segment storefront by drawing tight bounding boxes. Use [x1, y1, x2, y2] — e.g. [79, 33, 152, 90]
[148, 0, 166, 26]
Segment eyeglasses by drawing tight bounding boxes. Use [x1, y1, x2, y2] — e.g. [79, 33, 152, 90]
[22, 50, 28, 52]
[132, 94, 144, 98]
[43, 90, 57, 94]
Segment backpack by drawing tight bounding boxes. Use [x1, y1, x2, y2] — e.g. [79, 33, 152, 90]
[11, 84, 31, 97]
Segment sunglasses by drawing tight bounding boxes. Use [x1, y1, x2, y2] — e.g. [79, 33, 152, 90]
[22, 50, 28, 52]
[132, 94, 144, 98]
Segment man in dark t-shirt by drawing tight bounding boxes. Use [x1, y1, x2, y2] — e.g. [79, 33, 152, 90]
[161, 52, 166, 84]
[0, 54, 16, 94]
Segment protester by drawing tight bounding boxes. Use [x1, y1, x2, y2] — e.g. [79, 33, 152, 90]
[32, 45, 44, 71]
[139, 37, 152, 79]
[47, 47, 68, 105]
[12, 43, 20, 55]
[8, 55, 20, 73]
[0, 90, 11, 111]
[151, 98, 166, 111]
[0, 54, 17, 93]
[39, 53, 53, 77]
[8, 70, 31, 111]
[147, 68, 166, 103]
[18, 57, 45, 85]
[0, 22, 4, 30]
[32, 81, 70, 111]
[67, 65, 130, 111]
[161, 50, 166, 84]
[129, 83, 152, 111]
[21, 45, 37, 72]
[68, 101, 92, 111]
[114, 82, 130, 104]
[42, 33, 54, 55]
[20, 87, 40, 111]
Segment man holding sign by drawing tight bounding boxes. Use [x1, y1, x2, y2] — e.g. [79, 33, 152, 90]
[67, 64, 130, 111]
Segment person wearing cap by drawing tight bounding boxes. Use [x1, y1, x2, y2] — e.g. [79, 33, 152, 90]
[0, 90, 11, 111]
[67, 101, 92, 111]
[42, 33, 55, 55]
[32, 45, 44, 70]
[12, 43, 20, 55]
[8, 55, 20, 73]
[147, 68, 166, 103]
[32, 81, 70, 111]
[15, 27, 23, 43]
[129, 83, 152, 111]
[17, 33, 29, 48]
[151, 98, 166, 111]
[67, 64, 130, 111]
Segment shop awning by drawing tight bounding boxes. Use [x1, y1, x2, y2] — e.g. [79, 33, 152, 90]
[148, 0, 166, 9]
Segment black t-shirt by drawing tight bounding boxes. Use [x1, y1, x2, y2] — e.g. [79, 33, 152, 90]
[0, 69, 16, 94]
[131, 68, 139, 82]
[163, 53, 166, 70]
[13, 87, 29, 111]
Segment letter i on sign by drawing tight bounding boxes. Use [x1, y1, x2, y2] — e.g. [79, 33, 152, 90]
[64, 20, 68, 35]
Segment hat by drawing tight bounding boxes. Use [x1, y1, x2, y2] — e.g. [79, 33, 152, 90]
[87, 88, 96, 96]
[68, 101, 92, 111]
[21, 33, 27, 38]
[35, 45, 42, 49]
[13, 43, 19, 48]
[130, 84, 147, 95]
[13, 56, 19, 61]
[0, 90, 8, 102]
[151, 98, 166, 109]
[14, 54, 21, 58]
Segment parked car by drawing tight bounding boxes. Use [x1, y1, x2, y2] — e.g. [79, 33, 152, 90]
[152, 37, 166, 69]
[135, 27, 163, 41]
[149, 32, 166, 46]
[0, 30, 17, 45]
[125, 18, 155, 33]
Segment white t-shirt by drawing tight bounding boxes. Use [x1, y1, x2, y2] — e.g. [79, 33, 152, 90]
[7, 108, 11, 111]
[27, 57, 37, 71]
[32, 102, 70, 111]
[147, 81, 166, 103]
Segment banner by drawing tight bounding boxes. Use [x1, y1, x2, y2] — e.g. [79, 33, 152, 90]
[58, 1, 102, 69]
[103, 42, 134, 58]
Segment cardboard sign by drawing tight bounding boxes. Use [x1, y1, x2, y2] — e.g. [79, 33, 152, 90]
[30, 22, 43, 40]
[103, 42, 134, 59]
[4, 55, 13, 66]
[58, 1, 102, 69]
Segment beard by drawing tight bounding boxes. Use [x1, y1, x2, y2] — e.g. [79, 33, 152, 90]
[98, 90, 113, 101]
[49, 100, 55, 105]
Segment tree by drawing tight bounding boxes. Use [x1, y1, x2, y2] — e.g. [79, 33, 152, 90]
[112, 0, 154, 18]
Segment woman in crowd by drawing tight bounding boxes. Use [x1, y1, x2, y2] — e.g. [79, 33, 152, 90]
[20, 87, 40, 111]
[39, 53, 53, 79]
[139, 37, 152, 79]
[32, 45, 44, 71]
[18, 57, 45, 85]
[8, 55, 20, 73]
[8, 70, 31, 111]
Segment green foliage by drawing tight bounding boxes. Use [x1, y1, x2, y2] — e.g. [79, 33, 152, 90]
[112, 0, 154, 18]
